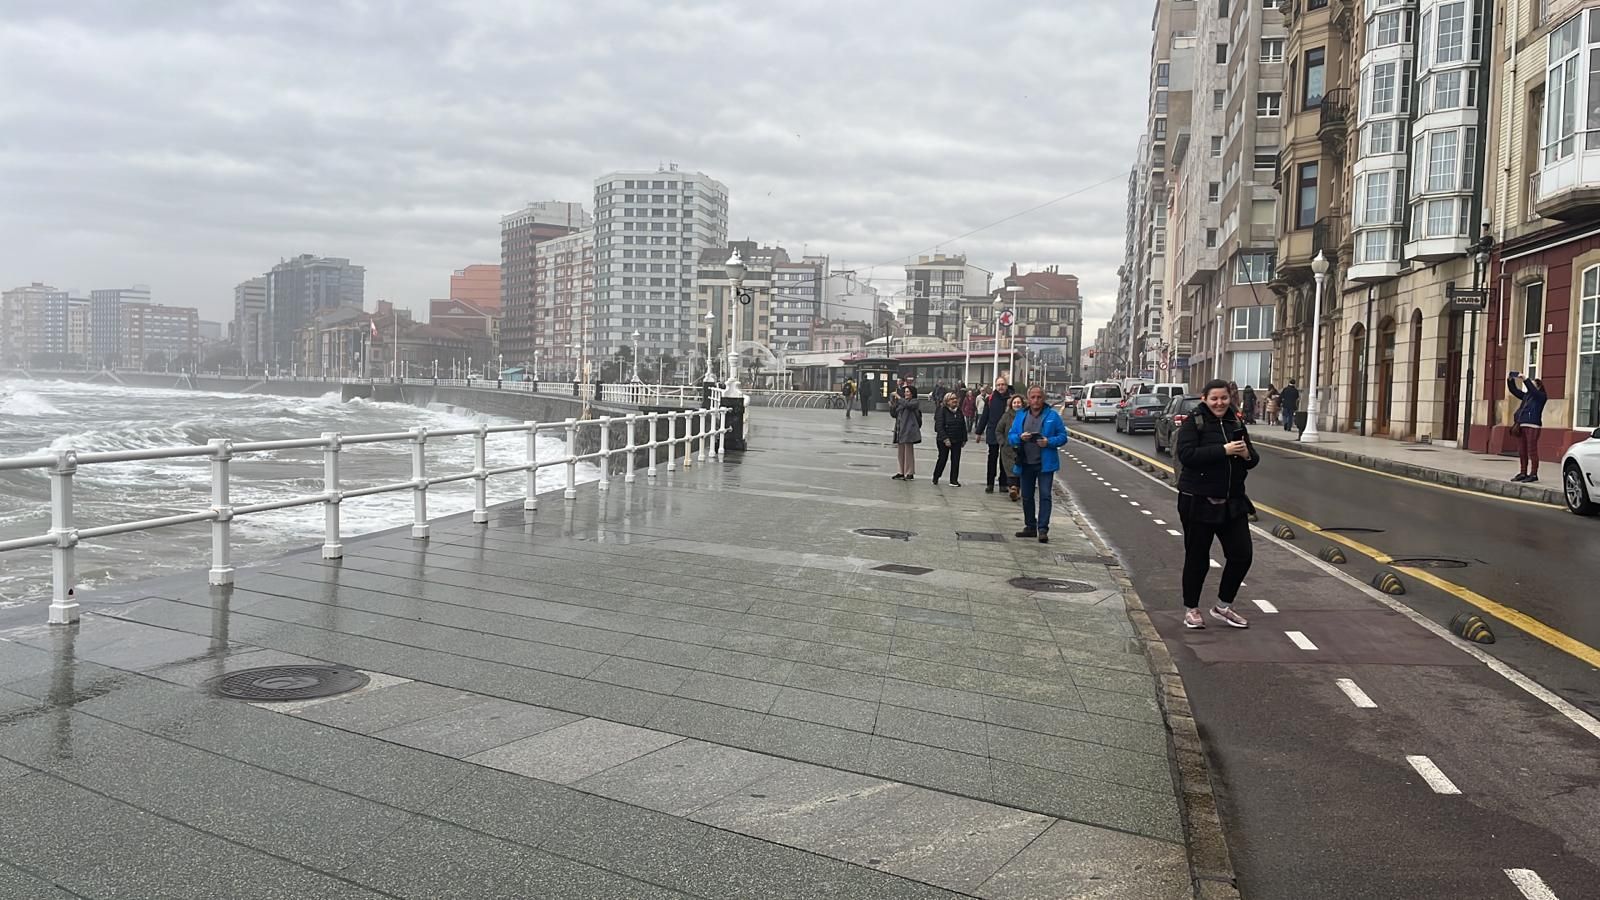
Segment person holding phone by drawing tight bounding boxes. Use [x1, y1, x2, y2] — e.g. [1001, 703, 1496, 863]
[1174, 378, 1259, 629]
[1507, 372, 1548, 483]
[932, 390, 967, 486]
[1007, 386, 1070, 543]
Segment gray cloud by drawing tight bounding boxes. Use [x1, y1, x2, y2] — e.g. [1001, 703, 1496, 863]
[0, 0, 1146, 335]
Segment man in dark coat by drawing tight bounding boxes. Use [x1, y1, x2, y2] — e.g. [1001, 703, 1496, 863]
[1279, 381, 1300, 432]
[974, 375, 1016, 493]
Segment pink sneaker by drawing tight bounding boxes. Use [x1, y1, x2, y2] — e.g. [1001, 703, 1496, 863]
[1183, 609, 1205, 629]
[1211, 605, 1249, 628]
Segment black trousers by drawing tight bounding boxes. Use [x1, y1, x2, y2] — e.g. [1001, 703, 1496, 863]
[1178, 498, 1253, 608]
[933, 443, 963, 482]
[985, 443, 1011, 488]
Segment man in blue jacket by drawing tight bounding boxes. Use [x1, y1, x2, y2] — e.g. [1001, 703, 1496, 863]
[1009, 385, 1070, 543]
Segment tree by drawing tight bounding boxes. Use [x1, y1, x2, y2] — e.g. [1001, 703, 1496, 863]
[203, 346, 242, 372]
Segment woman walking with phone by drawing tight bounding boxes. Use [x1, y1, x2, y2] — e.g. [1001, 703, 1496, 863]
[889, 385, 922, 480]
[1175, 379, 1259, 629]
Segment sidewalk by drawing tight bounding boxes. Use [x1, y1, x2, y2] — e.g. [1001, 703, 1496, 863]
[0, 409, 1204, 899]
[1248, 426, 1560, 505]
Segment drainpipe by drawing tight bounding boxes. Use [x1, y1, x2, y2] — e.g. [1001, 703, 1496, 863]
[1360, 285, 1374, 436]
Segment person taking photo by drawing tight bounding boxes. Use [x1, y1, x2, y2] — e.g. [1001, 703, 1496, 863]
[1174, 379, 1259, 629]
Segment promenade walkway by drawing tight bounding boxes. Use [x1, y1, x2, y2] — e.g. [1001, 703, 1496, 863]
[0, 409, 1193, 899]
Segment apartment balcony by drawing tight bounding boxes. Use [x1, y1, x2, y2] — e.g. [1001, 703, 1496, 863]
[1318, 89, 1350, 154]
[1533, 150, 1600, 220]
[1275, 215, 1343, 289]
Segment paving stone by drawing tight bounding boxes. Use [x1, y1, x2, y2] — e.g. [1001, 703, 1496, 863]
[574, 738, 811, 815]
[673, 669, 784, 712]
[292, 680, 485, 734]
[879, 679, 989, 720]
[644, 696, 767, 744]
[468, 717, 683, 784]
[990, 759, 1184, 842]
[866, 736, 994, 798]
[975, 818, 1190, 899]
[746, 715, 874, 770]
[875, 705, 989, 756]
[769, 686, 879, 732]
[372, 697, 582, 757]
[785, 661, 885, 702]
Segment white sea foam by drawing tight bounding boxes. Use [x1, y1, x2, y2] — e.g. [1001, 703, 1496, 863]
[0, 391, 63, 416]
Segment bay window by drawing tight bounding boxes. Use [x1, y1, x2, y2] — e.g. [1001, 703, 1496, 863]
[1435, 2, 1465, 64]
[1580, 266, 1600, 429]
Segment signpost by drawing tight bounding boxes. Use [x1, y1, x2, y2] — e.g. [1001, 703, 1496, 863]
[1447, 282, 1486, 446]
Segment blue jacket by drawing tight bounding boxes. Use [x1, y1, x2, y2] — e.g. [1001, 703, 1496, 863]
[1008, 406, 1070, 473]
[1509, 376, 1547, 426]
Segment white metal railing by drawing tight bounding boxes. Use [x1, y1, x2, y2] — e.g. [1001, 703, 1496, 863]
[745, 390, 849, 410]
[0, 407, 728, 626]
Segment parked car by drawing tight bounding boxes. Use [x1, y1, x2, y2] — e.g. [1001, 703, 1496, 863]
[1065, 385, 1086, 418]
[1116, 394, 1164, 434]
[1149, 382, 1187, 402]
[1153, 394, 1202, 456]
[1562, 426, 1600, 516]
[1079, 382, 1124, 422]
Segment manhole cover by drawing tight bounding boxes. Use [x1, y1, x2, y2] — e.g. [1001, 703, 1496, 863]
[874, 563, 933, 575]
[1008, 577, 1096, 593]
[1390, 557, 1470, 569]
[1322, 526, 1385, 534]
[855, 528, 914, 540]
[956, 532, 1006, 542]
[210, 665, 369, 701]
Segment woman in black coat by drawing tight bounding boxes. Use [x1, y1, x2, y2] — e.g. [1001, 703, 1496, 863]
[1174, 379, 1260, 630]
[931, 391, 967, 486]
[889, 385, 922, 480]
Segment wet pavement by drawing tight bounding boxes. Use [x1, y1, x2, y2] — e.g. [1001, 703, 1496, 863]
[0, 409, 1190, 900]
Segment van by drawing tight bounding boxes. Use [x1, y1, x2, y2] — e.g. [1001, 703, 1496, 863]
[1079, 382, 1124, 422]
[1149, 383, 1187, 401]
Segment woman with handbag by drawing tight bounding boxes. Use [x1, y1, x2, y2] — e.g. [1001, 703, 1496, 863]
[1507, 372, 1548, 483]
[996, 394, 1024, 501]
[889, 385, 922, 480]
[1174, 379, 1259, 630]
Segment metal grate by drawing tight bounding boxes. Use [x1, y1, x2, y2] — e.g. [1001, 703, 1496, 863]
[210, 665, 370, 701]
[874, 563, 933, 575]
[955, 532, 1005, 542]
[1008, 576, 1096, 593]
[855, 528, 914, 540]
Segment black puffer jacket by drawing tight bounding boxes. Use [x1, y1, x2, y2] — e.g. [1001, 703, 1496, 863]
[933, 404, 968, 446]
[1175, 402, 1259, 499]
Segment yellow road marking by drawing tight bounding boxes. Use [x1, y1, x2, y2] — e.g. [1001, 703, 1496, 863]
[1261, 442, 1557, 509]
[1073, 430, 1600, 670]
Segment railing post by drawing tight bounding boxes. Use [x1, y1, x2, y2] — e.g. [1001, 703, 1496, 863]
[523, 421, 539, 510]
[717, 407, 728, 457]
[321, 432, 343, 559]
[472, 423, 489, 523]
[411, 427, 430, 538]
[624, 414, 638, 484]
[563, 417, 578, 500]
[708, 407, 720, 459]
[680, 412, 691, 471]
[47, 450, 79, 624]
[208, 439, 235, 585]
[667, 413, 678, 471]
[646, 413, 659, 480]
[597, 417, 611, 491]
[697, 409, 709, 462]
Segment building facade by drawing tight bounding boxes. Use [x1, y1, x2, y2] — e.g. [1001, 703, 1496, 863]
[121, 303, 200, 370]
[592, 168, 729, 363]
[964, 264, 1085, 386]
[89, 286, 150, 367]
[531, 227, 595, 382]
[1479, 0, 1600, 462]
[696, 241, 785, 382]
[771, 256, 825, 355]
[904, 254, 993, 341]
[449, 264, 502, 313]
[500, 201, 589, 365]
[233, 277, 268, 371]
[264, 255, 364, 371]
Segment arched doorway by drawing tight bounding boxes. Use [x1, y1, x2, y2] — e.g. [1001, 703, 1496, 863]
[1406, 310, 1423, 439]
[1374, 317, 1396, 435]
[1348, 323, 1367, 430]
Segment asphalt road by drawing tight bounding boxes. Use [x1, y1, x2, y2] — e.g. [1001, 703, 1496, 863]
[1056, 426, 1600, 900]
[1076, 418, 1600, 720]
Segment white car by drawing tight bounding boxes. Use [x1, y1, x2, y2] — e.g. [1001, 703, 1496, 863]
[1079, 382, 1124, 422]
[1562, 426, 1600, 516]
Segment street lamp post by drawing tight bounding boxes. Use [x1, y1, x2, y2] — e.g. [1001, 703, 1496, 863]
[1461, 232, 1495, 448]
[1303, 251, 1330, 443]
[722, 248, 747, 398]
[703, 308, 717, 383]
[631, 330, 642, 383]
[991, 296, 1002, 384]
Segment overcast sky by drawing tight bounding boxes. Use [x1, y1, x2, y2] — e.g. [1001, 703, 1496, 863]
[1, 1, 1149, 336]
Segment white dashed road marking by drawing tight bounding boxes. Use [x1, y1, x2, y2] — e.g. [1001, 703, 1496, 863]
[1128, 501, 1140, 507]
[1249, 598, 1278, 613]
[1166, 529, 1182, 536]
[1405, 755, 1462, 795]
[1153, 518, 1166, 524]
[1141, 510, 1153, 516]
[1286, 631, 1318, 651]
[1505, 868, 1561, 900]
[1209, 559, 1221, 569]
[1335, 678, 1377, 708]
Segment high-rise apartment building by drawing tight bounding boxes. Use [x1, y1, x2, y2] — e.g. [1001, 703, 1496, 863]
[450, 264, 502, 313]
[1171, 0, 1284, 392]
[121, 303, 200, 369]
[904, 254, 993, 341]
[89, 285, 150, 367]
[592, 168, 729, 362]
[1141, 0, 1197, 383]
[264, 256, 364, 370]
[1, 283, 67, 366]
[530, 227, 595, 381]
[500, 201, 590, 365]
[771, 256, 825, 355]
[233, 277, 268, 370]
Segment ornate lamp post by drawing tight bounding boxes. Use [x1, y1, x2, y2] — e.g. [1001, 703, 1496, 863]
[1303, 252, 1330, 443]
[722, 248, 748, 399]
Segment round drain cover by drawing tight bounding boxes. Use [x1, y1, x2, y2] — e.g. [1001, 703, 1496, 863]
[855, 528, 914, 540]
[1008, 577, 1095, 593]
[210, 665, 369, 701]
[1390, 557, 1469, 569]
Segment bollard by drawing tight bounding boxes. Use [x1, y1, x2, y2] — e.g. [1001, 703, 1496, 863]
[47, 450, 80, 624]
[624, 414, 638, 484]
[523, 421, 538, 511]
[321, 432, 344, 559]
[472, 423, 490, 523]
[1449, 612, 1495, 644]
[563, 418, 578, 500]
[1271, 524, 1296, 540]
[208, 439, 236, 585]
[598, 417, 611, 491]
[1371, 571, 1406, 595]
[412, 427, 431, 537]
[1318, 545, 1347, 564]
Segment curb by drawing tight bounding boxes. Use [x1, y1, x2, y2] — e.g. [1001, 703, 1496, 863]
[1247, 430, 1560, 506]
[1057, 476, 1241, 900]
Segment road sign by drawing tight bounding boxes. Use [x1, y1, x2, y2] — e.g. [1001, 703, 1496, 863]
[1446, 285, 1488, 312]
[998, 309, 1015, 328]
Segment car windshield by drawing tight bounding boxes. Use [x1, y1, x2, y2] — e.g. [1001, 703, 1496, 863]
[1131, 396, 1163, 407]
[1090, 385, 1121, 399]
[1174, 397, 1201, 414]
